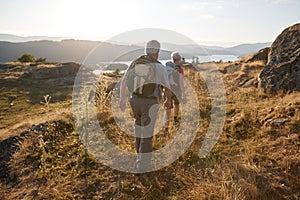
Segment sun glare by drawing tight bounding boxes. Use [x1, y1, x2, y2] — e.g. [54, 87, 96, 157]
[54, 0, 143, 40]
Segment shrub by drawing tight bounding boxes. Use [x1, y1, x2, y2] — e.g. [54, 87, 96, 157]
[17, 54, 35, 62]
[36, 57, 47, 63]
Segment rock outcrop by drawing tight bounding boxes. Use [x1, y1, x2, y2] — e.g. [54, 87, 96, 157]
[29, 62, 82, 87]
[246, 47, 270, 64]
[31, 62, 80, 79]
[258, 23, 300, 92]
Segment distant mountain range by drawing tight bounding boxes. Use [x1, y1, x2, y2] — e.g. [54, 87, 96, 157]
[0, 34, 271, 64]
[0, 34, 69, 42]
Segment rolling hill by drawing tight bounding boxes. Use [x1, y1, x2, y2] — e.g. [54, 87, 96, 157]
[0, 34, 271, 64]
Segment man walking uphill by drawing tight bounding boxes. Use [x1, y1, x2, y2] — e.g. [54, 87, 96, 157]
[119, 40, 171, 172]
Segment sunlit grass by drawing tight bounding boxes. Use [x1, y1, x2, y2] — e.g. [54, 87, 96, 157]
[1, 59, 299, 199]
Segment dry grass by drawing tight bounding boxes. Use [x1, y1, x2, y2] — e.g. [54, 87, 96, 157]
[1, 59, 300, 199]
[218, 59, 265, 92]
[0, 63, 74, 140]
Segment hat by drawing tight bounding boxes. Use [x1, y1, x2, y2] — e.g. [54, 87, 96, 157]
[145, 40, 160, 54]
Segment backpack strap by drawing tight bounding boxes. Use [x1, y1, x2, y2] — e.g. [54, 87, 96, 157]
[132, 55, 160, 65]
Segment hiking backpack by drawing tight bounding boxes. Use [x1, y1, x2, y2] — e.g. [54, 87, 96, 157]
[126, 55, 160, 97]
[165, 61, 180, 88]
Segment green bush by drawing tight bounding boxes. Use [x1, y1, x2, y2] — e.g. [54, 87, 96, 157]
[36, 57, 46, 63]
[17, 54, 35, 62]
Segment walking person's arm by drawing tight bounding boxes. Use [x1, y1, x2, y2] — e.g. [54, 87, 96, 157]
[158, 63, 172, 109]
[119, 75, 127, 111]
[179, 67, 186, 103]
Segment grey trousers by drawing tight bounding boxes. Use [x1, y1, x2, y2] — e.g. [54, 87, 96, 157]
[129, 96, 158, 170]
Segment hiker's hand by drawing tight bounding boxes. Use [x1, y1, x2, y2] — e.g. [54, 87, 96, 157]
[119, 100, 126, 112]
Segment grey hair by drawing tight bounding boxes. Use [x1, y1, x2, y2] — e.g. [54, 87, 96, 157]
[171, 52, 181, 61]
[145, 40, 160, 54]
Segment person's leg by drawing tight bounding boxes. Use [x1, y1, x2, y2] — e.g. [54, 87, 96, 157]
[129, 97, 142, 153]
[134, 126, 141, 153]
[164, 94, 174, 131]
[164, 108, 171, 131]
[173, 96, 180, 123]
[174, 104, 179, 122]
[138, 98, 158, 171]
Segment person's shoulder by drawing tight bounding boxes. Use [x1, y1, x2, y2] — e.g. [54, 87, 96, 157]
[128, 56, 142, 68]
[132, 55, 147, 64]
[133, 55, 157, 65]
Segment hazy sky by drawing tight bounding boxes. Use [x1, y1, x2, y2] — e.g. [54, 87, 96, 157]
[0, 0, 299, 46]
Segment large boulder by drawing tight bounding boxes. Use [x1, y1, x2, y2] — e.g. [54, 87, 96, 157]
[258, 23, 300, 92]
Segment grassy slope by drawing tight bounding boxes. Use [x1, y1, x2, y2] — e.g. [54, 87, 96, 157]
[0, 60, 299, 199]
[0, 63, 73, 140]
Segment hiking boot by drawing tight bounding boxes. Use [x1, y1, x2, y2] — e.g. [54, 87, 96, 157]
[174, 116, 179, 123]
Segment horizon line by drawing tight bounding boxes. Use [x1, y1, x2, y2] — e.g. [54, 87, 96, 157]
[0, 32, 272, 48]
